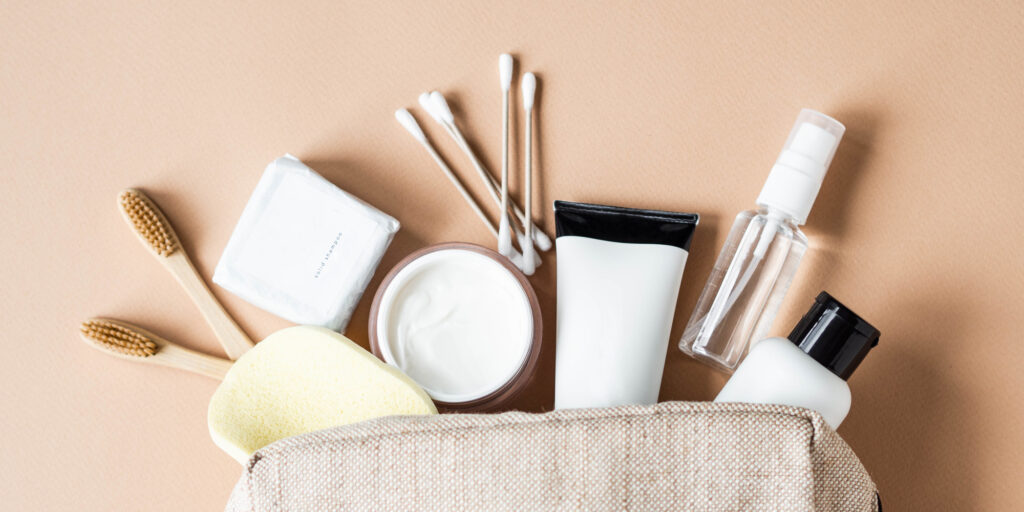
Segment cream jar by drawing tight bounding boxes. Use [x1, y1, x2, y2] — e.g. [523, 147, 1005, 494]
[369, 243, 542, 411]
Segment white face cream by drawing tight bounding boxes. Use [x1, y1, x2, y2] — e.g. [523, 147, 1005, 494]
[375, 248, 534, 404]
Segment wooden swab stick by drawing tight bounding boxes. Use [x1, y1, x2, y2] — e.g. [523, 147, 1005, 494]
[395, 109, 526, 267]
[498, 54, 515, 258]
[520, 73, 538, 276]
[422, 93, 540, 271]
[420, 91, 553, 253]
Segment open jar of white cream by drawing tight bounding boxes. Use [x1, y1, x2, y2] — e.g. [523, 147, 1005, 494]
[369, 243, 542, 411]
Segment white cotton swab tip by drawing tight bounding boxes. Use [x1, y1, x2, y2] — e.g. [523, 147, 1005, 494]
[418, 92, 444, 124]
[509, 249, 526, 270]
[429, 91, 455, 123]
[499, 54, 514, 91]
[395, 109, 426, 143]
[516, 231, 540, 266]
[521, 72, 536, 110]
[497, 215, 512, 256]
[534, 230, 553, 251]
[519, 231, 540, 272]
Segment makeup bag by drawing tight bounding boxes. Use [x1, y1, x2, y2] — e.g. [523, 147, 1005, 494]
[225, 401, 879, 511]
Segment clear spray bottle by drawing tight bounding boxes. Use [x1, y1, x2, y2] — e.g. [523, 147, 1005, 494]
[679, 109, 845, 372]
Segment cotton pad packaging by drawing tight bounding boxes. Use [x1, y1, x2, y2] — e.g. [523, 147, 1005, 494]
[214, 155, 399, 331]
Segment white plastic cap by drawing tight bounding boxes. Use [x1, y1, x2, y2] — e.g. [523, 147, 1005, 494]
[499, 54, 513, 91]
[755, 109, 845, 224]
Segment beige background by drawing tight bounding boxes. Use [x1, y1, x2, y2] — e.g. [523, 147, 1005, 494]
[2, 1, 1022, 510]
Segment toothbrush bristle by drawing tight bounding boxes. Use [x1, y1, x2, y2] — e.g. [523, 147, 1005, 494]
[80, 319, 159, 358]
[118, 189, 180, 257]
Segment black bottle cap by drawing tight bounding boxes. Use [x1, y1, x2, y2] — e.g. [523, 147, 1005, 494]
[787, 292, 880, 380]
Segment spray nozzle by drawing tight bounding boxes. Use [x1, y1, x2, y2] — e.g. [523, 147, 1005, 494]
[755, 109, 845, 225]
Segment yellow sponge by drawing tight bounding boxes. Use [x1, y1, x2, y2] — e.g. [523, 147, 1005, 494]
[208, 326, 436, 463]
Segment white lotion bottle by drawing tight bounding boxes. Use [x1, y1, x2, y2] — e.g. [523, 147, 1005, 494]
[715, 292, 879, 429]
[679, 109, 846, 371]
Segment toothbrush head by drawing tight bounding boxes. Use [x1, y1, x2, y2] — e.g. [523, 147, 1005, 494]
[118, 188, 180, 258]
[429, 91, 455, 124]
[395, 109, 426, 143]
[80, 318, 159, 358]
[499, 54, 514, 91]
[521, 72, 536, 110]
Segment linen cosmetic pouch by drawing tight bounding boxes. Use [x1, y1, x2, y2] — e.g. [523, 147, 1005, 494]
[225, 401, 879, 511]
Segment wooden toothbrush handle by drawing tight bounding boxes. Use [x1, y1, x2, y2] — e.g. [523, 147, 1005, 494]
[164, 252, 254, 360]
[155, 343, 233, 380]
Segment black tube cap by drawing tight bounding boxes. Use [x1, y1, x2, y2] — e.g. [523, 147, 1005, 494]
[787, 292, 880, 380]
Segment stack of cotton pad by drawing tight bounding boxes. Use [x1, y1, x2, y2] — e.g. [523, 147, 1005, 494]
[214, 155, 399, 331]
[208, 326, 436, 463]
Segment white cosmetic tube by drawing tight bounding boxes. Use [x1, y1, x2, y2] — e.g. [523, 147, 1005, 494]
[553, 201, 698, 409]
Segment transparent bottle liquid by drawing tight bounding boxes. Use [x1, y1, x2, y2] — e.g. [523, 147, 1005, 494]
[678, 109, 844, 373]
[679, 208, 807, 371]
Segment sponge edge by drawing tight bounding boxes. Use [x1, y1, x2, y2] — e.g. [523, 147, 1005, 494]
[208, 326, 437, 463]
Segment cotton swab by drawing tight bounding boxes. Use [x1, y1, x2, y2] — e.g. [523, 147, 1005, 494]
[520, 72, 537, 276]
[497, 54, 514, 258]
[395, 108, 526, 267]
[394, 109, 490, 234]
[421, 91, 552, 254]
[426, 92, 541, 271]
[424, 91, 538, 271]
[418, 92, 539, 272]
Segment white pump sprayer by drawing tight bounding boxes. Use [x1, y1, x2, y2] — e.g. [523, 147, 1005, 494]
[679, 109, 845, 372]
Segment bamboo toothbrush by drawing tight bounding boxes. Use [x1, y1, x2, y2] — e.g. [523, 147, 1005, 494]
[520, 72, 538, 276]
[394, 108, 526, 268]
[79, 318, 232, 379]
[118, 189, 254, 360]
[497, 53, 514, 258]
[418, 90, 552, 254]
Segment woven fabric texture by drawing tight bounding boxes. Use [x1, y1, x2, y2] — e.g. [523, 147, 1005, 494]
[225, 401, 878, 511]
